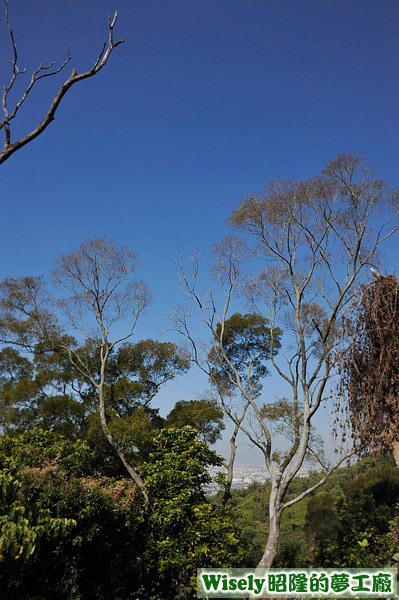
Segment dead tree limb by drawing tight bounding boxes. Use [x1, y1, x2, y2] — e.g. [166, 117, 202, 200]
[1, 0, 124, 165]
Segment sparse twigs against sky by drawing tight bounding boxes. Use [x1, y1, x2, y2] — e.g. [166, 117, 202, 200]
[336, 274, 399, 469]
[0, 0, 124, 165]
[174, 153, 399, 569]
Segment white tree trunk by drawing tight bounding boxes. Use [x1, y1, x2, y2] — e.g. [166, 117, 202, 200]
[257, 487, 282, 568]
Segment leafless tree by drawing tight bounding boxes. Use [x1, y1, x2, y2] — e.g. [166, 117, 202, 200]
[174, 153, 399, 568]
[1, 0, 124, 165]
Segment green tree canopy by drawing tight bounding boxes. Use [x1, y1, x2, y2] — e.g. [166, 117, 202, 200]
[209, 312, 281, 396]
[0, 427, 245, 599]
[165, 398, 225, 445]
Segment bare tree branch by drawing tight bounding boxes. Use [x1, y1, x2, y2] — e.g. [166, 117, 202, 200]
[1, 0, 124, 164]
[282, 449, 355, 510]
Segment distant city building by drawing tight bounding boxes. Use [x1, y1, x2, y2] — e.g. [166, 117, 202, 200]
[204, 463, 318, 495]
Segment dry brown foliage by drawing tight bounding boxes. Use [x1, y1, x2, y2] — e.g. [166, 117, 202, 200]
[337, 274, 399, 458]
[20, 460, 138, 512]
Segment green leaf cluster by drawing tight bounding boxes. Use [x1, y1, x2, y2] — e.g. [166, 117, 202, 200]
[140, 427, 246, 598]
[0, 427, 245, 599]
[209, 312, 281, 396]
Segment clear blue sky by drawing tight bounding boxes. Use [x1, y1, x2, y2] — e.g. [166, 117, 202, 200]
[1, 0, 398, 463]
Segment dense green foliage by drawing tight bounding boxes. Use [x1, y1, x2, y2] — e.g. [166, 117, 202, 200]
[1, 334, 399, 598]
[0, 427, 244, 599]
[0, 341, 188, 442]
[1, 357, 399, 598]
[141, 427, 245, 598]
[1, 266, 399, 595]
[225, 455, 399, 570]
[165, 398, 225, 444]
[306, 462, 399, 567]
[0, 429, 143, 599]
[209, 312, 281, 396]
